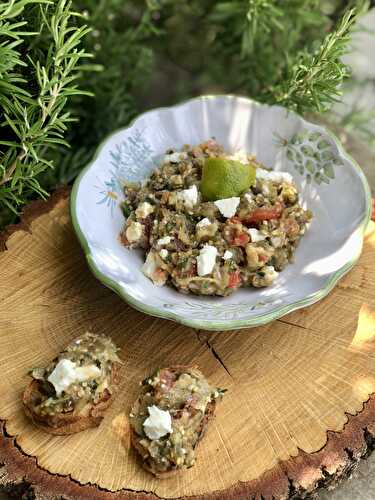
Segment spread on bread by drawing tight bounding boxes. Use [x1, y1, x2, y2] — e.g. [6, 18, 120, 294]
[23, 332, 121, 434]
[129, 365, 225, 476]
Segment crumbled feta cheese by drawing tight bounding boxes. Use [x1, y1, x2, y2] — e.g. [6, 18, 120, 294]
[47, 359, 101, 397]
[197, 245, 218, 276]
[77, 365, 101, 380]
[47, 360, 76, 396]
[159, 249, 168, 259]
[256, 169, 293, 184]
[271, 236, 283, 248]
[223, 250, 233, 260]
[196, 217, 211, 229]
[157, 236, 172, 245]
[214, 197, 240, 218]
[135, 202, 154, 219]
[164, 151, 188, 163]
[176, 184, 198, 209]
[248, 228, 267, 242]
[265, 265, 279, 281]
[142, 252, 158, 279]
[262, 183, 270, 196]
[244, 193, 253, 203]
[142, 253, 166, 286]
[227, 149, 249, 164]
[126, 221, 143, 243]
[143, 405, 172, 440]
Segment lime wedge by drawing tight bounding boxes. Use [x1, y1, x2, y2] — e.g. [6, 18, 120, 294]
[200, 157, 256, 201]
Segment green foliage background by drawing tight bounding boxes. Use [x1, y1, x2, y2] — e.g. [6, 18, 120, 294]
[0, 0, 371, 227]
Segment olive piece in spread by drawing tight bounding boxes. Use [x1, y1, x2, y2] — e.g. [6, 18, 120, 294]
[129, 365, 225, 477]
[23, 332, 121, 435]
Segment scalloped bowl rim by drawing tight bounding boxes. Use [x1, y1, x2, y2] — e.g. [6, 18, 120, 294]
[70, 95, 372, 331]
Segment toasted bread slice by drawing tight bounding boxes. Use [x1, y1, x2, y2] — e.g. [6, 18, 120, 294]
[23, 362, 121, 435]
[23, 333, 121, 435]
[130, 365, 221, 477]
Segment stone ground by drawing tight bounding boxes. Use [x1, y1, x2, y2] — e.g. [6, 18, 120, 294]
[1, 9, 375, 500]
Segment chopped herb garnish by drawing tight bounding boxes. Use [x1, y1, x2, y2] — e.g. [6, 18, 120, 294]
[121, 203, 132, 218]
[176, 258, 188, 269]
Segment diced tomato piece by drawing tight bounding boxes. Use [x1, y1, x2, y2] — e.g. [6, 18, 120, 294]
[185, 393, 199, 409]
[187, 263, 197, 277]
[243, 202, 283, 224]
[176, 260, 197, 279]
[159, 369, 176, 392]
[228, 216, 242, 224]
[120, 232, 130, 247]
[228, 270, 241, 288]
[232, 232, 250, 247]
[154, 268, 167, 280]
[224, 220, 249, 246]
[179, 263, 196, 278]
[280, 218, 300, 237]
[258, 254, 269, 263]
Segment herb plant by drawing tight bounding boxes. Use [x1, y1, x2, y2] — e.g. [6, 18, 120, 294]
[0, 0, 371, 226]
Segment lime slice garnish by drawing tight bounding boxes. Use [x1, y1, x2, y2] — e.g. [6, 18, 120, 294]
[200, 157, 256, 201]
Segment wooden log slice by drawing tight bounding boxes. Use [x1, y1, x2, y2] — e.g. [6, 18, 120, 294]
[1, 188, 375, 500]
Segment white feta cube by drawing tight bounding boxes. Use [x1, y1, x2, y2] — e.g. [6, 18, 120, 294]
[196, 217, 211, 229]
[262, 183, 270, 196]
[264, 265, 279, 282]
[143, 405, 172, 440]
[197, 245, 218, 276]
[47, 359, 77, 397]
[159, 249, 168, 259]
[164, 151, 188, 163]
[227, 149, 249, 164]
[47, 359, 101, 397]
[271, 236, 283, 248]
[142, 252, 158, 279]
[223, 250, 233, 260]
[256, 168, 293, 184]
[176, 184, 198, 209]
[135, 202, 154, 219]
[126, 221, 143, 243]
[214, 197, 240, 218]
[248, 228, 267, 242]
[157, 236, 172, 246]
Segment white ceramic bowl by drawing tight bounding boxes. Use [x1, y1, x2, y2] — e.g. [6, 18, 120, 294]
[71, 95, 371, 331]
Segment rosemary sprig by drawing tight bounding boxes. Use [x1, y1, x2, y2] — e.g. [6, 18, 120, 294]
[0, 0, 371, 226]
[0, 0, 91, 216]
[272, 5, 369, 113]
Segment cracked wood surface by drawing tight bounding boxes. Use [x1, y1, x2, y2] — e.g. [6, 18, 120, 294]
[1, 190, 375, 499]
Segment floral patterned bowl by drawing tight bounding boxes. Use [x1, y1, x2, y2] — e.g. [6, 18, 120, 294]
[71, 95, 371, 331]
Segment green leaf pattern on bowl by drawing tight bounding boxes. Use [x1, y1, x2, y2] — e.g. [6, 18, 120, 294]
[95, 128, 154, 216]
[71, 95, 371, 330]
[163, 297, 285, 320]
[283, 130, 343, 185]
[98, 127, 341, 217]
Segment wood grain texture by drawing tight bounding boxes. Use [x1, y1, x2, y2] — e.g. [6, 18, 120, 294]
[1, 190, 375, 499]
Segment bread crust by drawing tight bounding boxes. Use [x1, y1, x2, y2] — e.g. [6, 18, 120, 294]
[23, 361, 121, 435]
[130, 365, 217, 477]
